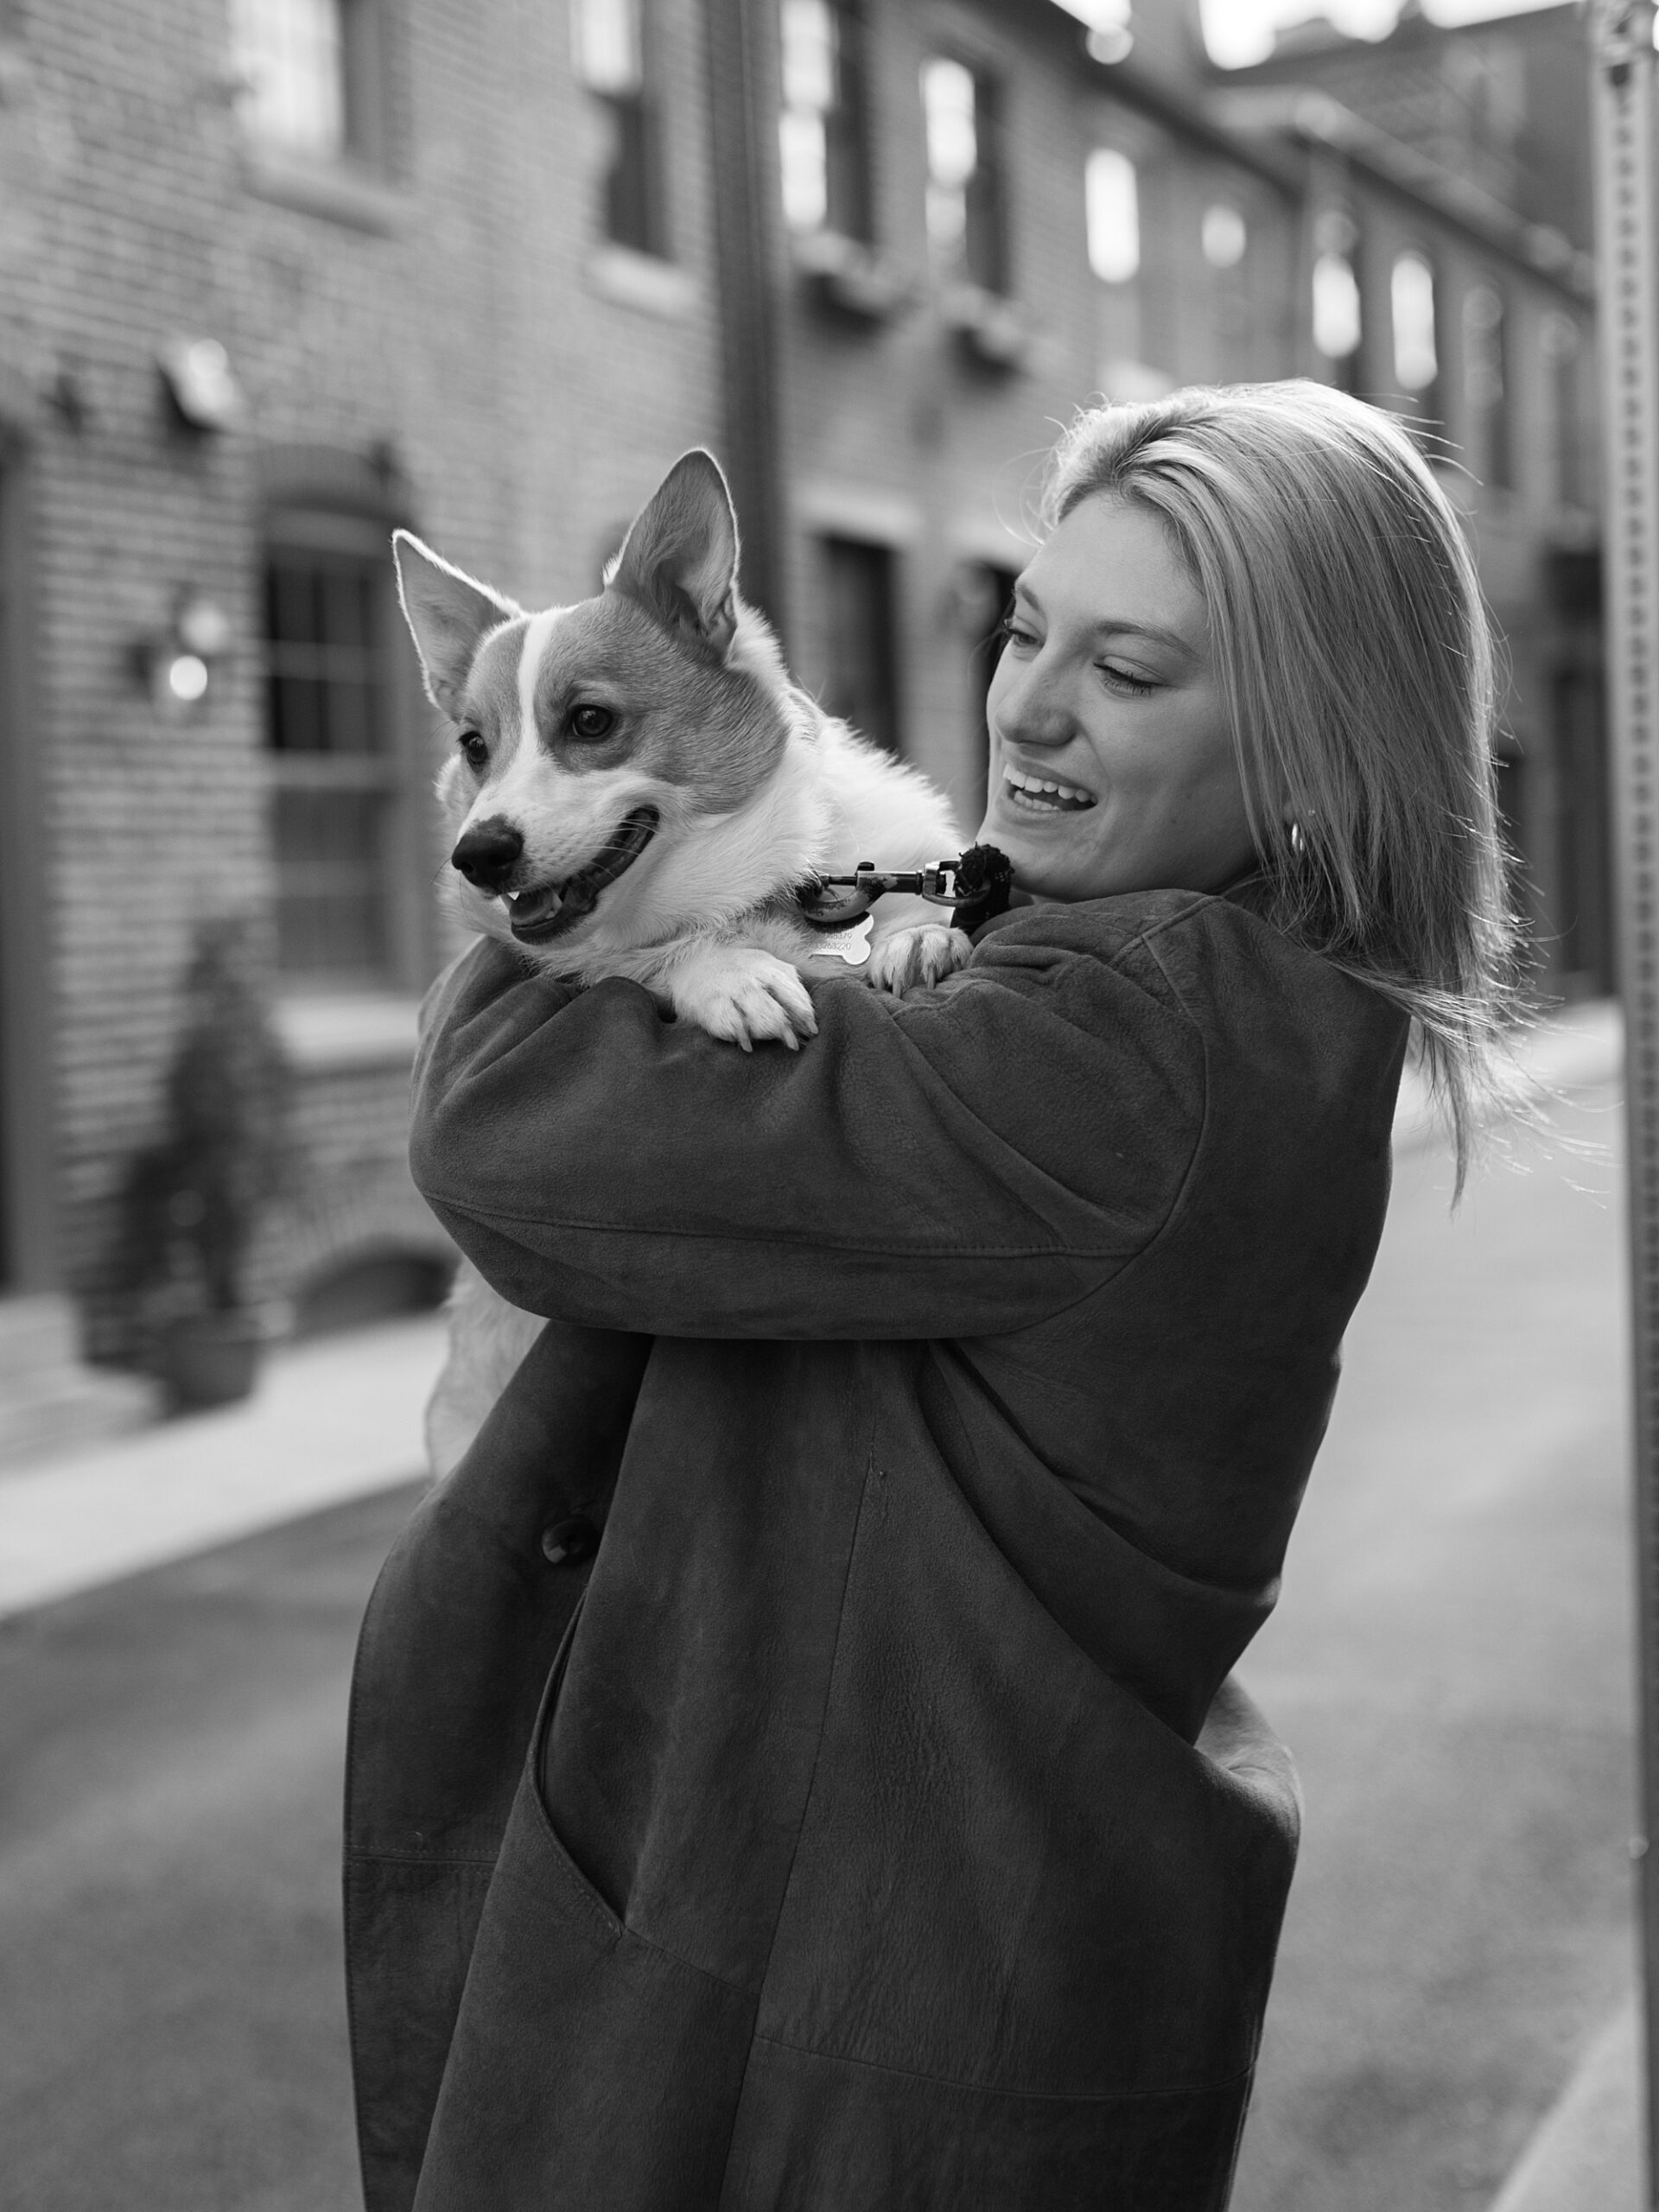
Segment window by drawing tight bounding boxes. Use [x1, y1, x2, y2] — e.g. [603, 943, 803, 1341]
[922, 57, 1008, 296]
[1201, 203, 1247, 271]
[230, 0, 385, 165]
[1464, 282, 1512, 490]
[232, 0, 345, 156]
[264, 514, 416, 987]
[1312, 210, 1362, 394]
[574, 0, 666, 257]
[1542, 310, 1589, 506]
[822, 538, 900, 755]
[1085, 149, 1139, 285]
[1391, 251, 1439, 410]
[779, 0, 874, 243]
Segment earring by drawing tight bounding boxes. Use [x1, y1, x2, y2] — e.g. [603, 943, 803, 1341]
[1287, 820, 1306, 858]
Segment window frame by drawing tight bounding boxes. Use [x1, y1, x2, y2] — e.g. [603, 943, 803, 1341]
[922, 50, 1013, 300]
[818, 533, 903, 757]
[574, 0, 671, 263]
[778, 0, 876, 246]
[231, 0, 394, 179]
[261, 503, 430, 999]
[1462, 276, 1514, 493]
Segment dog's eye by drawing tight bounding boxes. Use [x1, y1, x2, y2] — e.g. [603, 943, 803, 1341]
[458, 731, 488, 772]
[569, 704, 615, 742]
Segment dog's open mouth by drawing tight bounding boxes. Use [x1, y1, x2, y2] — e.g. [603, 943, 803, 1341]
[506, 807, 660, 944]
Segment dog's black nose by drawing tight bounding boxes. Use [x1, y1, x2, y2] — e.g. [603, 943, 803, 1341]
[451, 817, 524, 892]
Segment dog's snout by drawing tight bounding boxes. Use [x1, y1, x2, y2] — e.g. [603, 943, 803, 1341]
[451, 817, 524, 893]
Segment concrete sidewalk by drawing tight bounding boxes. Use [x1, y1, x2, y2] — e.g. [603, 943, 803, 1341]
[0, 1313, 444, 1619]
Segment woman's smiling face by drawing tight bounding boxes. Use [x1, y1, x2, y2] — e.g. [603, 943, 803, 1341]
[979, 496, 1258, 902]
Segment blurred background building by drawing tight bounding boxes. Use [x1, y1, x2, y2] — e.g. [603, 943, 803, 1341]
[0, 0, 1606, 1445]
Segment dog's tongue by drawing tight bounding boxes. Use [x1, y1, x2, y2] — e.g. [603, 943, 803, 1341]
[508, 807, 658, 944]
[507, 878, 584, 931]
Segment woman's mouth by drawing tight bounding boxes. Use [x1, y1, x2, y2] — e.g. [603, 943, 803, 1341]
[506, 806, 659, 944]
[1001, 766, 1096, 815]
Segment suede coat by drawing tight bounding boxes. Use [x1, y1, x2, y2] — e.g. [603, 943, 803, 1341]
[345, 884, 1408, 2212]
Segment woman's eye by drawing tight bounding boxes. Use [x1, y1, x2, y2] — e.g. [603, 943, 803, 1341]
[1099, 664, 1156, 697]
[997, 618, 1039, 652]
[569, 703, 615, 741]
[458, 730, 488, 771]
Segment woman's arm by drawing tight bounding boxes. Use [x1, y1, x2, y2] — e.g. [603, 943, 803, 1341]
[410, 907, 1206, 1340]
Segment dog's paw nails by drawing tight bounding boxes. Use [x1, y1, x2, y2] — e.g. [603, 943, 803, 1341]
[866, 925, 973, 995]
[675, 950, 817, 1049]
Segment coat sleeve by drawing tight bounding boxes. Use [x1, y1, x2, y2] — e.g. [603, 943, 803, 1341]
[408, 909, 1208, 1340]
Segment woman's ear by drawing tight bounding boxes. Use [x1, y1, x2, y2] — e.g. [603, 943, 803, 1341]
[608, 450, 741, 662]
[393, 532, 520, 721]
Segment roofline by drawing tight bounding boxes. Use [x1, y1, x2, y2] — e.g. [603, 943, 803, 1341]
[1066, 21, 1594, 305]
[1209, 86, 1594, 302]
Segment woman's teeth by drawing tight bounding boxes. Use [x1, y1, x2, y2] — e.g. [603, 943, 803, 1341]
[1003, 766, 1095, 813]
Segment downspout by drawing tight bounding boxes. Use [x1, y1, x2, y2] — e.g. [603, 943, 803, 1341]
[702, 0, 787, 636]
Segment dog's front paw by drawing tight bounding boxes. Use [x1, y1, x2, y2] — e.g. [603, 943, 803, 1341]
[866, 924, 973, 995]
[671, 947, 818, 1051]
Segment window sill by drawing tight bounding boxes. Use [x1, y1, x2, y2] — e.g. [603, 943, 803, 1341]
[240, 143, 411, 236]
[791, 232, 918, 324]
[276, 992, 422, 1071]
[585, 246, 699, 320]
[941, 284, 1035, 373]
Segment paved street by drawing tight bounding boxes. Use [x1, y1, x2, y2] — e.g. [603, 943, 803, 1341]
[0, 1484, 420, 2212]
[1233, 1084, 1637, 2212]
[0, 1080, 1637, 2211]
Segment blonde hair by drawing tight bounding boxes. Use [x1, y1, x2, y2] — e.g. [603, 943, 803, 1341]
[1041, 379, 1522, 1192]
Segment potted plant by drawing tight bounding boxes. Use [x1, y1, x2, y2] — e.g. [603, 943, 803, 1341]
[116, 918, 293, 1411]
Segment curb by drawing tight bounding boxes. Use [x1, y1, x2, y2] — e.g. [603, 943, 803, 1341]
[1489, 1998, 1644, 2212]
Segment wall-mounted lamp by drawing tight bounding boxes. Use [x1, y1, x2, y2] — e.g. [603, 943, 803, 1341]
[140, 589, 233, 716]
[159, 337, 244, 433]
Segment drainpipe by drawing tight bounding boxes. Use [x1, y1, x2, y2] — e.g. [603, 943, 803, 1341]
[702, 0, 786, 636]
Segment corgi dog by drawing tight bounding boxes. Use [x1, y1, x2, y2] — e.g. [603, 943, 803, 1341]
[396, 448, 971, 1478]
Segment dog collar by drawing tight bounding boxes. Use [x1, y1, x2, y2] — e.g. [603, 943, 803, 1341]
[791, 844, 1014, 935]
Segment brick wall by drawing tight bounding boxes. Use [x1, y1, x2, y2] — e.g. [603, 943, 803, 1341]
[0, 0, 722, 1345]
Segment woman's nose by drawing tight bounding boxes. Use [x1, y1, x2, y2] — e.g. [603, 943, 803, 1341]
[994, 659, 1072, 752]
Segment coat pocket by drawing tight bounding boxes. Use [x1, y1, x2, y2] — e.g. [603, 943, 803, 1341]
[411, 1605, 760, 2212]
[719, 2035, 1252, 2212]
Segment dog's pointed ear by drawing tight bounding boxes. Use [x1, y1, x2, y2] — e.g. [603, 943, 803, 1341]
[608, 451, 741, 661]
[393, 531, 519, 720]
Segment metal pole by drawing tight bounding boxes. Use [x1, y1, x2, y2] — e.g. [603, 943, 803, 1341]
[1591, 3, 1659, 2201]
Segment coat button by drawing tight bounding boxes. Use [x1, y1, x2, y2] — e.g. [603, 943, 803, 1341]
[540, 1515, 599, 1567]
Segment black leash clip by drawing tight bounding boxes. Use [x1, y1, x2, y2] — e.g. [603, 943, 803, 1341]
[795, 844, 1015, 935]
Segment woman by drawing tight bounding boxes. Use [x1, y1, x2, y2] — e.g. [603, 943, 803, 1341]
[345, 382, 1516, 2211]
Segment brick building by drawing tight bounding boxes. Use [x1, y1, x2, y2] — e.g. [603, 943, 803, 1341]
[0, 0, 1608, 1440]
[0, 0, 728, 1433]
